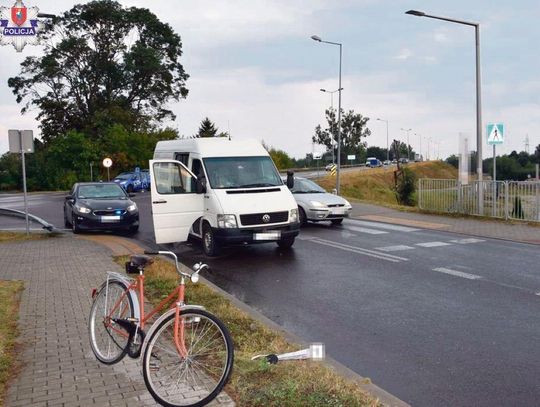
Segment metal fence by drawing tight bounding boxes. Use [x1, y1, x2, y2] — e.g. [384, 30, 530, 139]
[418, 179, 540, 222]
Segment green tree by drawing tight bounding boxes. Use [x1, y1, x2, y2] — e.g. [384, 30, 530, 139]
[390, 140, 414, 160]
[8, 0, 189, 143]
[366, 146, 387, 161]
[313, 108, 371, 162]
[535, 144, 540, 163]
[195, 117, 217, 138]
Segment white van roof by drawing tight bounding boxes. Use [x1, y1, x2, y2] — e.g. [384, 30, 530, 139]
[154, 138, 268, 157]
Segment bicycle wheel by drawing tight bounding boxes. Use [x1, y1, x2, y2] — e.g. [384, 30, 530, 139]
[143, 309, 234, 407]
[89, 280, 134, 364]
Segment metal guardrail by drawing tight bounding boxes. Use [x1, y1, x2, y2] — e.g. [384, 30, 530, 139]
[0, 207, 63, 233]
[418, 179, 540, 222]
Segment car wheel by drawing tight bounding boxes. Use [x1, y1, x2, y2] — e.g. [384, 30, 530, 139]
[277, 237, 295, 249]
[331, 218, 343, 225]
[127, 185, 134, 194]
[202, 223, 219, 257]
[298, 207, 307, 226]
[128, 225, 139, 234]
[72, 214, 80, 234]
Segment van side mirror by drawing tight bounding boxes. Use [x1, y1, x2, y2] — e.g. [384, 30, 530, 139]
[286, 171, 294, 189]
[196, 177, 207, 194]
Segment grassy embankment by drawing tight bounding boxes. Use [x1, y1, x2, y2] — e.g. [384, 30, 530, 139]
[317, 161, 457, 206]
[116, 256, 382, 407]
[0, 280, 24, 405]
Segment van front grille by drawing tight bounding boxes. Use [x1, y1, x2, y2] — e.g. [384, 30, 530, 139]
[240, 211, 288, 226]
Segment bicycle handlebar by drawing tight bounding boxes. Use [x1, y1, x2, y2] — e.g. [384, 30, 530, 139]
[144, 250, 208, 281]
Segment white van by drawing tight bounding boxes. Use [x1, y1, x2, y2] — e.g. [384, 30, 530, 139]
[150, 138, 300, 256]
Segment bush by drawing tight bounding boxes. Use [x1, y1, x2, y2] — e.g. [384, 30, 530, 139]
[395, 167, 417, 206]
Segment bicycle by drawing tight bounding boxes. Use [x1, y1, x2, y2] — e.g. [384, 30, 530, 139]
[88, 250, 234, 407]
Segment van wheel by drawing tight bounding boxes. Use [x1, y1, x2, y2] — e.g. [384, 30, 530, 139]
[277, 237, 295, 249]
[331, 219, 343, 225]
[202, 224, 219, 257]
[127, 185, 134, 193]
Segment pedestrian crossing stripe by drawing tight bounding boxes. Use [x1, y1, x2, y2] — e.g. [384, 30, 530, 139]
[487, 123, 504, 145]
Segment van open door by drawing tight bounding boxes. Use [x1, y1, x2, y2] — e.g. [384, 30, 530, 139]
[149, 160, 204, 244]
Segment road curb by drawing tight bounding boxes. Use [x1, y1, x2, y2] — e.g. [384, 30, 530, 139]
[87, 234, 410, 407]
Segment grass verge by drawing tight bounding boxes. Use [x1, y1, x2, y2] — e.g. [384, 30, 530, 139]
[115, 256, 382, 407]
[0, 231, 49, 243]
[0, 280, 24, 405]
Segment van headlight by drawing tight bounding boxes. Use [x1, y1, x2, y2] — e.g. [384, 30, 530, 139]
[290, 208, 298, 223]
[127, 203, 138, 213]
[217, 214, 237, 228]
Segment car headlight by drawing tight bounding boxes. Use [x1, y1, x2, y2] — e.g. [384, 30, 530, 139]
[290, 208, 298, 223]
[309, 201, 326, 208]
[74, 204, 91, 214]
[127, 203, 138, 212]
[343, 199, 351, 207]
[217, 214, 237, 228]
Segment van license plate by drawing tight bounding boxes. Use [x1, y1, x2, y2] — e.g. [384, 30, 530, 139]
[253, 231, 281, 241]
[101, 215, 120, 222]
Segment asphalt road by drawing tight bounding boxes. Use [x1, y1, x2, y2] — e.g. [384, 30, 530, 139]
[2, 192, 540, 407]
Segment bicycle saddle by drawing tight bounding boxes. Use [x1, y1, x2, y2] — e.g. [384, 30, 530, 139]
[129, 254, 154, 268]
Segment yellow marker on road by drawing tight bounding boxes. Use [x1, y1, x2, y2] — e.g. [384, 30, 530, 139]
[330, 164, 337, 176]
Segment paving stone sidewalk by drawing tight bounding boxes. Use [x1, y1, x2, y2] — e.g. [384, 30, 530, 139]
[0, 235, 235, 407]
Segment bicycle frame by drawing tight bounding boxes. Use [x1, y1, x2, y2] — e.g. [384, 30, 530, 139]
[105, 272, 188, 357]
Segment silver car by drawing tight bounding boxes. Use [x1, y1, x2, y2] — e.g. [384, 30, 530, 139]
[288, 177, 352, 225]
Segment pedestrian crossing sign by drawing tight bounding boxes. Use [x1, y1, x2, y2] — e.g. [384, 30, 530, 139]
[486, 123, 504, 145]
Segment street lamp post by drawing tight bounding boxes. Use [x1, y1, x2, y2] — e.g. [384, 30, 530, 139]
[376, 118, 390, 162]
[321, 88, 342, 165]
[400, 128, 412, 160]
[406, 9, 483, 213]
[416, 133, 422, 161]
[312, 35, 343, 194]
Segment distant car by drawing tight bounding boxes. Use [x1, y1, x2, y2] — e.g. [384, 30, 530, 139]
[325, 163, 335, 171]
[399, 158, 409, 164]
[63, 182, 139, 234]
[383, 160, 391, 166]
[113, 172, 143, 193]
[286, 176, 352, 225]
[140, 169, 151, 191]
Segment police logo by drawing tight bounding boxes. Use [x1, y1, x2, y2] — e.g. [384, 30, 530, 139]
[0, 1, 43, 52]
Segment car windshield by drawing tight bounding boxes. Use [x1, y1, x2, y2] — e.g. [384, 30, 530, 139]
[203, 156, 283, 189]
[115, 173, 134, 180]
[291, 178, 326, 194]
[78, 184, 126, 199]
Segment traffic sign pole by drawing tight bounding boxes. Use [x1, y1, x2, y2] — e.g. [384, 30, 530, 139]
[493, 144, 496, 217]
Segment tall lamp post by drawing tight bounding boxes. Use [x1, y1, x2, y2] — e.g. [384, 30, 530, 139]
[400, 128, 412, 160]
[406, 9, 483, 213]
[311, 35, 343, 194]
[415, 133, 422, 161]
[376, 118, 390, 162]
[321, 88, 342, 165]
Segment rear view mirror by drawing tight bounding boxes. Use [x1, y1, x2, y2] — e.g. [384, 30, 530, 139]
[196, 178, 207, 194]
[65, 195, 73, 201]
[286, 171, 294, 189]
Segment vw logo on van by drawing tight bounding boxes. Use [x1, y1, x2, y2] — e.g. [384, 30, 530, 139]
[262, 214, 271, 223]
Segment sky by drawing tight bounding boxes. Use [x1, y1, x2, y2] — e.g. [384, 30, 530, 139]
[0, 0, 539, 160]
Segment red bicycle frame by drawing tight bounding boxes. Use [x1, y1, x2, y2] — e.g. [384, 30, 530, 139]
[105, 273, 188, 357]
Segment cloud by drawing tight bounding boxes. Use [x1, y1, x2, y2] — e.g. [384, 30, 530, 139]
[394, 48, 413, 60]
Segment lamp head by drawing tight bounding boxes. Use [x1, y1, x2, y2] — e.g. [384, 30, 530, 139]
[405, 10, 426, 17]
[311, 35, 322, 42]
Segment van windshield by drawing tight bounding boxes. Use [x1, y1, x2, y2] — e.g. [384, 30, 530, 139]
[203, 156, 283, 189]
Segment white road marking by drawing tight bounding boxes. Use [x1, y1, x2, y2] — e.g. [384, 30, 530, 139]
[432, 267, 482, 280]
[345, 220, 420, 233]
[376, 245, 415, 252]
[449, 238, 486, 244]
[416, 241, 452, 248]
[309, 237, 408, 263]
[345, 226, 388, 235]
